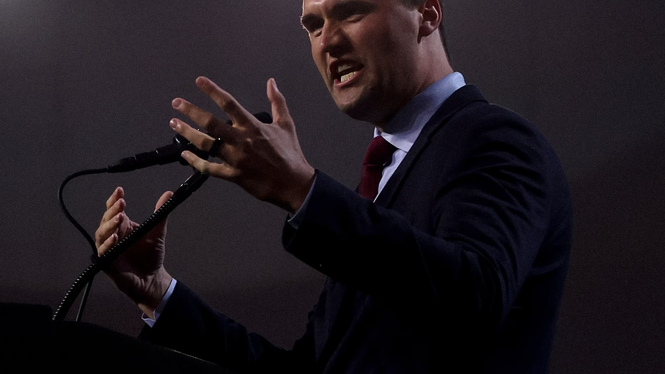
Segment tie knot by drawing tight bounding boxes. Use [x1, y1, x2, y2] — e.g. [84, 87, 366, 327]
[363, 136, 396, 167]
[357, 136, 396, 200]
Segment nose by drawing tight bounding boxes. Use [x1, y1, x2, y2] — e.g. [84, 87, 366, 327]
[319, 21, 346, 56]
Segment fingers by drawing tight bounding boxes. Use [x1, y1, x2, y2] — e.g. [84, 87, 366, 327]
[170, 76, 251, 142]
[267, 78, 293, 126]
[170, 117, 238, 179]
[97, 233, 118, 257]
[171, 76, 282, 140]
[169, 117, 220, 155]
[181, 150, 237, 179]
[96, 190, 173, 255]
[171, 97, 236, 141]
[96, 211, 123, 252]
[195, 76, 254, 126]
[154, 191, 174, 211]
[101, 190, 125, 223]
[97, 187, 126, 247]
[169, 76, 295, 181]
[148, 191, 174, 241]
[105, 186, 124, 210]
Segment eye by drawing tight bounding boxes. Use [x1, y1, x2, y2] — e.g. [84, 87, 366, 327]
[301, 15, 324, 36]
[338, 8, 364, 21]
[342, 13, 363, 23]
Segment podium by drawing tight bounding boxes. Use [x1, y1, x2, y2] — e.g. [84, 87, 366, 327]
[0, 303, 234, 373]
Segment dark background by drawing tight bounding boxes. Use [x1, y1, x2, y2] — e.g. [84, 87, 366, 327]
[1, 1, 663, 372]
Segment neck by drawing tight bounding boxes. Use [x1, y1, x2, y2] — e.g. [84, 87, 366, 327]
[374, 72, 454, 135]
[372, 41, 453, 131]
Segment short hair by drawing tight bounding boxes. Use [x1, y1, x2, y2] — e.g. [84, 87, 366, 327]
[401, 0, 450, 60]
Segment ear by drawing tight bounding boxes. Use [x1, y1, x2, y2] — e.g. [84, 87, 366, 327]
[418, 0, 442, 37]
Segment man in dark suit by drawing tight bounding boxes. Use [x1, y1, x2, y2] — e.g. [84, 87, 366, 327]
[96, 0, 572, 372]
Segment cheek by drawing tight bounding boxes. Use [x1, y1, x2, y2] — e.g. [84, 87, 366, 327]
[310, 47, 328, 81]
[355, 26, 398, 64]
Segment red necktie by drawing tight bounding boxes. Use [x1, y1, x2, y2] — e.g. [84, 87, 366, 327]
[358, 136, 397, 200]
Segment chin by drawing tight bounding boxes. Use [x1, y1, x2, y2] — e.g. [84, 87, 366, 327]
[338, 102, 369, 122]
[334, 90, 371, 119]
[336, 97, 389, 125]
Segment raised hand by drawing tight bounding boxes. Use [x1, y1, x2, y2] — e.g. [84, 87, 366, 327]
[95, 187, 174, 317]
[169, 77, 316, 214]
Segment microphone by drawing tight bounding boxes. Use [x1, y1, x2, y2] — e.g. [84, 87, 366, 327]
[106, 112, 272, 173]
[107, 134, 206, 173]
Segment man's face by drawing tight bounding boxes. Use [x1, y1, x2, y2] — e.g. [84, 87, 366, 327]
[301, 0, 424, 126]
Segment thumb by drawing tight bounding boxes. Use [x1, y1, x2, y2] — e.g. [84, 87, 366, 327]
[267, 78, 293, 126]
[150, 191, 173, 236]
[154, 191, 174, 212]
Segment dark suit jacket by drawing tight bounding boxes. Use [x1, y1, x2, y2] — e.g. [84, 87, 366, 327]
[141, 85, 573, 373]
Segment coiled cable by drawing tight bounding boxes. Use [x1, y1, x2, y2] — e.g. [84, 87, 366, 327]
[53, 171, 208, 321]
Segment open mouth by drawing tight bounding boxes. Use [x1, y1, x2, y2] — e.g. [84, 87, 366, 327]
[331, 61, 363, 85]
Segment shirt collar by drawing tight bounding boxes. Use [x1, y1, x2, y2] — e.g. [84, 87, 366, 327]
[376, 72, 466, 152]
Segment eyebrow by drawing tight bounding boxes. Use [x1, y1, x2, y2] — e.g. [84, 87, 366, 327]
[301, 0, 377, 31]
[331, 0, 377, 15]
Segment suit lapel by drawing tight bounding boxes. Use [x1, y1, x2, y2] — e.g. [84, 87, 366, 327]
[375, 85, 487, 208]
[318, 86, 487, 363]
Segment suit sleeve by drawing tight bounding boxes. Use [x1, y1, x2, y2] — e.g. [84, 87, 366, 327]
[282, 106, 571, 332]
[139, 281, 317, 373]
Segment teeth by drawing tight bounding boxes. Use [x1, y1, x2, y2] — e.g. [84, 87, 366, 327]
[340, 71, 357, 83]
[337, 64, 353, 74]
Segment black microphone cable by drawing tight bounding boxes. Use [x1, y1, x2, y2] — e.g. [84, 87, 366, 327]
[58, 168, 109, 322]
[57, 132, 207, 322]
[54, 171, 208, 321]
[56, 111, 272, 322]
